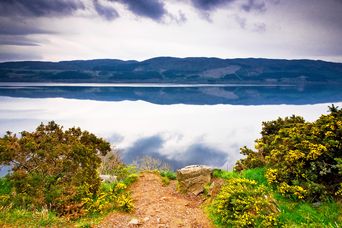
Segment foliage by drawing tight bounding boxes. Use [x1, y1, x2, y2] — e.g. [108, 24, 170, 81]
[210, 168, 342, 227]
[0, 177, 11, 196]
[234, 105, 342, 201]
[234, 115, 305, 171]
[160, 170, 176, 180]
[82, 182, 133, 215]
[234, 146, 266, 172]
[83, 155, 138, 215]
[210, 178, 279, 227]
[0, 121, 112, 216]
[159, 169, 176, 186]
[0, 178, 134, 227]
[0, 207, 67, 227]
[213, 167, 267, 186]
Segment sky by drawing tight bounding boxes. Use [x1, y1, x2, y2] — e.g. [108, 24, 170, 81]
[0, 0, 341, 62]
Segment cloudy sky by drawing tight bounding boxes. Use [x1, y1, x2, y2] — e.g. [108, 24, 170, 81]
[0, 0, 341, 62]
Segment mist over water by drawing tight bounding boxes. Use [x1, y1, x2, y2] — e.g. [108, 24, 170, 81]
[1, 90, 340, 171]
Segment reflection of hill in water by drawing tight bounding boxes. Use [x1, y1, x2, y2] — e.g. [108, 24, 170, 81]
[0, 85, 341, 105]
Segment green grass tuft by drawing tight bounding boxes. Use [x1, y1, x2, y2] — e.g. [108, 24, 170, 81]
[160, 170, 177, 180]
[241, 167, 268, 186]
[212, 167, 267, 185]
[276, 193, 342, 227]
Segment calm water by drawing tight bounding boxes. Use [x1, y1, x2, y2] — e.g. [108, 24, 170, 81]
[0, 83, 341, 173]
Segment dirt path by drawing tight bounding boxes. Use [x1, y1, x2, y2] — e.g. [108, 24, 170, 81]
[98, 172, 214, 227]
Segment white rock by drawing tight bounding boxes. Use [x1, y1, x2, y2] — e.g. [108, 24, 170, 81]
[128, 218, 140, 225]
[99, 174, 117, 183]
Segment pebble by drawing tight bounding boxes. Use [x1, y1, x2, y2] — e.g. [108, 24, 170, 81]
[128, 218, 140, 226]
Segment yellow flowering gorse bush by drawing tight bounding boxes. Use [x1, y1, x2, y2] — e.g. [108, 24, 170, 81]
[235, 105, 342, 201]
[211, 178, 279, 227]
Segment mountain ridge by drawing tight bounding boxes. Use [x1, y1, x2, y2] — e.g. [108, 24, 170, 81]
[1, 57, 341, 84]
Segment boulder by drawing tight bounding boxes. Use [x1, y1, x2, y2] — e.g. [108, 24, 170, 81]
[176, 165, 212, 195]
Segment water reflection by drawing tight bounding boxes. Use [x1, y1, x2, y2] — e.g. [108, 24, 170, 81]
[1, 96, 340, 170]
[0, 83, 341, 105]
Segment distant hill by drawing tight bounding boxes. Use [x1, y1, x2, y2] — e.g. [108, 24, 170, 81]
[0, 57, 341, 84]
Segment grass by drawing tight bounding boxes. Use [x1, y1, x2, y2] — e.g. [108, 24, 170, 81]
[159, 170, 177, 186]
[0, 208, 69, 227]
[0, 206, 117, 227]
[160, 170, 177, 180]
[213, 167, 267, 185]
[275, 193, 342, 227]
[211, 167, 342, 227]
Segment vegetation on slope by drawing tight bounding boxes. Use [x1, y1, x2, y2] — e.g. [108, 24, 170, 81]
[210, 105, 342, 227]
[0, 105, 341, 227]
[0, 122, 136, 227]
[1, 57, 342, 84]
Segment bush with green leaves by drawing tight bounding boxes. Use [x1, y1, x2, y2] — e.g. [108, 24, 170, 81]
[210, 178, 279, 227]
[160, 170, 176, 180]
[0, 121, 111, 216]
[235, 105, 342, 201]
[82, 182, 133, 215]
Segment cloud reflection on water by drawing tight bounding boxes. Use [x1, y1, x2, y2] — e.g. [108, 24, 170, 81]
[0, 96, 341, 170]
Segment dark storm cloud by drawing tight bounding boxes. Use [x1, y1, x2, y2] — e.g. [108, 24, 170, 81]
[0, 36, 39, 46]
[119, 0, 166, 21]
[190, 0, 235, 11]
[122, 135, 164, 162]
[121, 135, 180, 168]
[0, 0, 84, 17]
[0, 0, 168, 22]
[93, 0, 119, 21]
[181, 143, 228, 167]
[190, 0, 266, 12]
[0, 19, 53, 35]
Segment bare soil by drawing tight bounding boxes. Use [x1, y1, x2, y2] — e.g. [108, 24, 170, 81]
[97, 172, 214, 227]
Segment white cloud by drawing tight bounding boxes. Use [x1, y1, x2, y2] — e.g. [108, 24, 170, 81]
[0, 0, 341, 62]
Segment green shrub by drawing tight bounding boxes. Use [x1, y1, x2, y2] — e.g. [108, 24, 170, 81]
[235, 105, 342, 201]
[123, 173, 138, 186]
[210, 178, 280, 227]
[109, 164, 138, 182]
[82, 182, 134, 214]
[0, 122, 112, 217]
[160, 170, 176, 180]
[0, 177, 11, 196]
